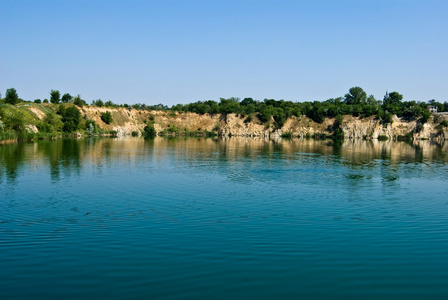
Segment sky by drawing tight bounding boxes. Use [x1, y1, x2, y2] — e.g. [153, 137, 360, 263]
[1, 0, 447, 106]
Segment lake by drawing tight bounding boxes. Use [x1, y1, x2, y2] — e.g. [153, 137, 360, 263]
[1, 137, 448, 299]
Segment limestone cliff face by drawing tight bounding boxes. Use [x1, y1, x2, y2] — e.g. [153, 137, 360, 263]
[77, 107, 448, 141]
[24, 105, 448, 140]
[216, 113, 448, 141]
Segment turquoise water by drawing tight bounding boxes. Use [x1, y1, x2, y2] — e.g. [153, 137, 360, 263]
[1, 137, 448, 299]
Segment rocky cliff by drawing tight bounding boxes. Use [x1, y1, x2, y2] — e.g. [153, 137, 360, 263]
[22, 105, 448, 141]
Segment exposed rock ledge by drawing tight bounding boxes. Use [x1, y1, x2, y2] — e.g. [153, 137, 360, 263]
[76, 106, 448, 141]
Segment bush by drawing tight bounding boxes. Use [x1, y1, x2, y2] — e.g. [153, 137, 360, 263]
[100, 111, 113, 124]
[332, 128, 344, 140]
[281, 131, 292, 138]
[166, 124, 179, 133]
[0, 130, 18, 141]
[420, 110, 431, 123]
[379, 111, 393, 125]
[85, 119, 97, 135]
[244, 114, 253, 123]
[439, 120, 448, 127]
[39, 112, 62, 133]
[92, 99, 104, 107]
[143, 124, 156, 138]
[205, 131, 217, 137]
[378, 135, 389, 141]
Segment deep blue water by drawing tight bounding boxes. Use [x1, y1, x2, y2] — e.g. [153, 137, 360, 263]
[1, 137, 448, 299]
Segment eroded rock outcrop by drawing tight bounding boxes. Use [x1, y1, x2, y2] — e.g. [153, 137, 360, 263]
[24, 105, 448, 140]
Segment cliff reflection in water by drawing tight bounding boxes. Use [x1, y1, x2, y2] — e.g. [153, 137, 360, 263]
[0, 137, 447, 186]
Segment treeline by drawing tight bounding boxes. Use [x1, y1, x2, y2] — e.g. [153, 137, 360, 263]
[171, 87, 448, 127]
[1, 88, 168, 111]
[1, 86, 447, 141]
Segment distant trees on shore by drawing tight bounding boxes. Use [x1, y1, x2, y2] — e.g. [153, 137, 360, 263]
[1, 86, 447, 141]
[170, 87, 445, 127]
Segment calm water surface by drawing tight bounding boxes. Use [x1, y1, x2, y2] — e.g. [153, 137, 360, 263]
[1, 137, 448, 299]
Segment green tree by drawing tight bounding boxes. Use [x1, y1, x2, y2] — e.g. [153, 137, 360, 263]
[244, 103, 256, 115]
[344, 87, 367, 105]
[58, 105, 81, 132]
[383, 91, 403, 106]
[382, 91, 403, 115]
[273, 107, 286, 128]
[218, 97, 241, 114]
[5, 88, 20, 105]
[366, 94, 378, 105]
[306, 103, 325, 123]
[72, 95, 86, 107]
[92, 99, 104, 107]
[241, 98, 255, 106]
[50, 90, 61, 104]
[61, 93, 72, 103]
[105, 100, 115, 107]
[258, 104, 273, 123]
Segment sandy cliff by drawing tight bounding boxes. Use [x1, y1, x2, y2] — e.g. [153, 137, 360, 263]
[23, 105, 448, 141]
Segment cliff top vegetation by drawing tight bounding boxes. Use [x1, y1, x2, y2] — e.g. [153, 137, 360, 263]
[1, 86, 447, 142]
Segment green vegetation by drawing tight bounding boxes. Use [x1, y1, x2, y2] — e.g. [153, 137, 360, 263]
[50, 90, 61, 104]
[61, 93, 72, 103]
[439, 120, 448, 128]
[143, 124, 156, 138]
[5, 88, 20, 105]
[100, 111, 113, 124]
[85, 120, 99, 135]
[36, 112, 62, 133]
[396, 133, 413, 141]
[72, 95, 86, 107]
[170, 88, 446, 128]
[92, 99, 104, 107]
[58, 105, 81, 133]
[281, 132, 292, 138]
[331, 115, 344, 140]
[0, 104, 37, 141]
[1, 86, 447, 142]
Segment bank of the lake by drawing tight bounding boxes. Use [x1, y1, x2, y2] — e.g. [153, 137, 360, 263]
[1, 103, 448, 143]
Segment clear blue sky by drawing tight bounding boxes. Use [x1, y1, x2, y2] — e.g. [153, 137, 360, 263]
[1, 0, 447, 105]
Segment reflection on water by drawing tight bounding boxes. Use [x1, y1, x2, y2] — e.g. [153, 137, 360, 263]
[1, 137, 448, 299]
[1, 137, 447, 185]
